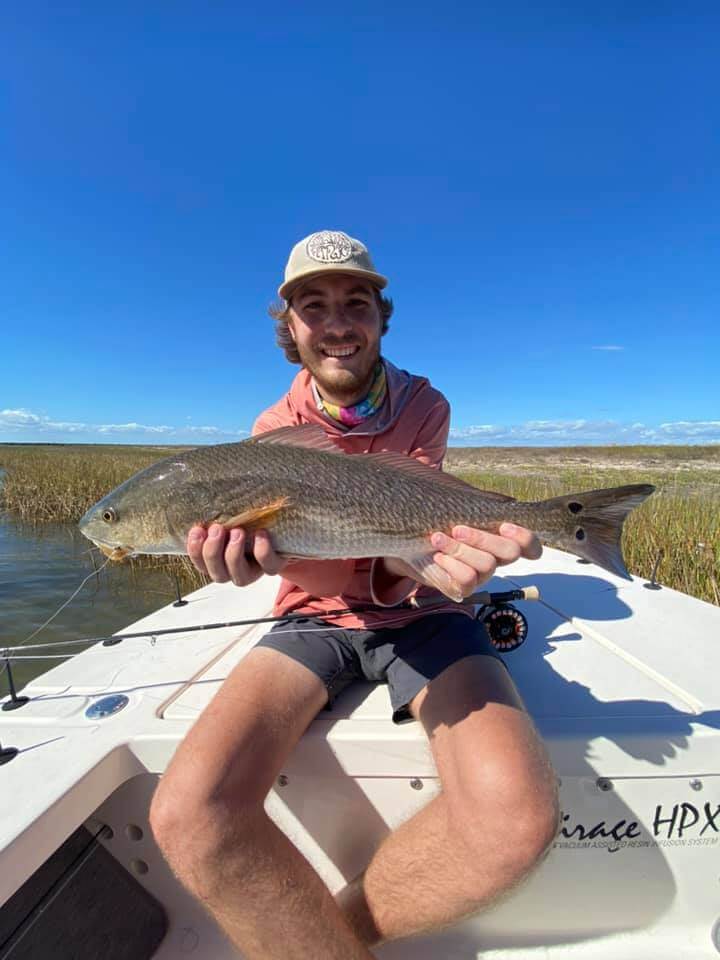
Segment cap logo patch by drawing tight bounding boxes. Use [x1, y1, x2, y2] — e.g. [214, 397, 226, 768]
[306, 231, 353, 264]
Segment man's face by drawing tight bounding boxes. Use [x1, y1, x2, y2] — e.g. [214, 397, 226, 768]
[288, 274, 383, 405]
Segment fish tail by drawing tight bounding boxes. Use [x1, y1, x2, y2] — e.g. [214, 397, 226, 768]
[536, 483, 655, 579]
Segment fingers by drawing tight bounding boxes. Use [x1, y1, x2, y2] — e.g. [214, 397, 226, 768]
[449, 526, 524, 566]
[498, 523, 543, 560]
[224, 528, 262, 586]
[186, 524, 264, 586]
[252, 530, 287, 577]
[186, 525, 287, 586]
[431, 531, 499, 596]
[204, 524, 234, 582]
[429, 524, 540, 599]
[187, 525, 210, 576]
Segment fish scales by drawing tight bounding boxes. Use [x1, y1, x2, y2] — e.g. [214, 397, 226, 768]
[167, 440, 484, 556]
[79, 425, 655, 597]
[230, 444, 501, 547]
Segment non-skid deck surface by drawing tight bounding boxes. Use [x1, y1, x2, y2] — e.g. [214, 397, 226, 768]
[0, 826, 167, 960]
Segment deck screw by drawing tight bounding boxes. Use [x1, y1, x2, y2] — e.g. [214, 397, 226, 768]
[410, 779, 423, 791]
[277, 775, 288, 787]
[596, 778, 613, 792]
[690, 779, 703, 791]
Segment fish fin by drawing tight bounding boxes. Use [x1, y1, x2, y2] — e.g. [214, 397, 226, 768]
[366, 452, 516, 499]
[402, 552, 464, 602]
[250, 424, 341, 453]
[216, 496, 290, 532]
[540, 484, 655, 579]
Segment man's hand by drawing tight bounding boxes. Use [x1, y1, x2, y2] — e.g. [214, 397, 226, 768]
[187, 524, 287, 586]
[429, 523, 542, 599]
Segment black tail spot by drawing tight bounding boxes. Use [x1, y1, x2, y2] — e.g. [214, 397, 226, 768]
[568, 501, 583, 514]
[575, 528, 586, 541]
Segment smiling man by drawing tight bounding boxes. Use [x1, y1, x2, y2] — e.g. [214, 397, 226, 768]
[149, 231, 559, 959]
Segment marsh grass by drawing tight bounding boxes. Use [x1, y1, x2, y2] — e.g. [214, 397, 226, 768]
[0, 444, 188, 522]
[1, 443, 718, 605]
[451, 466, 720, 606]
[0, 444, 206, 594]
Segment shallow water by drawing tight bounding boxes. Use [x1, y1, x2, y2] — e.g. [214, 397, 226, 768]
[0, 516, 184, 690]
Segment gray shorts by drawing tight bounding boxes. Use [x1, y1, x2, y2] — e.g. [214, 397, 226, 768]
[256, 612, 506, 724]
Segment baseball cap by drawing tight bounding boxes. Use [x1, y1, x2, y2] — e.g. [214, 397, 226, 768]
[278, 230, 388, 301]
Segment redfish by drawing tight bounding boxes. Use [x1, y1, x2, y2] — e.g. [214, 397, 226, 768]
[79, 425, 655, 600]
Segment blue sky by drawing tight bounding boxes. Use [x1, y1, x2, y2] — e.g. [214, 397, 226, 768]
[2, 3, 718, 446]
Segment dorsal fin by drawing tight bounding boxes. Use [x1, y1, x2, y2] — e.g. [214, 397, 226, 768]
[250, 424, 342, 454]
[250, 430, 515, 501]
[365, 452, 515, 500]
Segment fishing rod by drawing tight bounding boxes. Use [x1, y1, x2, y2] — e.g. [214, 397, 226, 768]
[0, 586, 540, 658]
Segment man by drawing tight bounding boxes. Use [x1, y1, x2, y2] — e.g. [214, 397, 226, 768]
[150, 231, 559, 959]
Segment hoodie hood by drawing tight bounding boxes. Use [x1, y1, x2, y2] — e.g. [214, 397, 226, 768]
[286, 358, 425, 440]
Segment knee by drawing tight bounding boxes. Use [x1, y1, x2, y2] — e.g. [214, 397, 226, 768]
[149, 778, 193, 858]
[149, 779, 214, 871]
[149, 772, 261, 891]
[448, 761, 560, 890]
[500, 779, 560, 873]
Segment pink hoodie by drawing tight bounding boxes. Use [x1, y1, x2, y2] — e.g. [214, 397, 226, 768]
[252, 359, 470, 629]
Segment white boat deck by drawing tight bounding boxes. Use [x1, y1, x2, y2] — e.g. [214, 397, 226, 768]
[1, 548, 719, 958]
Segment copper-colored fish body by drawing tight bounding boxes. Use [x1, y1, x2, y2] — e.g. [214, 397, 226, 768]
[79, 424, 655, 599]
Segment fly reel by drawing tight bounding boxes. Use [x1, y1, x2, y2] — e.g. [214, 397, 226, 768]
[473, 586, 539, 653]
[480, 604, 528, 652]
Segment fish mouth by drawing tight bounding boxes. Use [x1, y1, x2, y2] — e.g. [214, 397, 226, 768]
[78, 512, 134, 561]
[97, 544, 132, 562]
[81, 532, 133, 562]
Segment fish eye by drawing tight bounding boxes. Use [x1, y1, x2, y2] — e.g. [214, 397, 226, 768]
[102, 508, 118, 524]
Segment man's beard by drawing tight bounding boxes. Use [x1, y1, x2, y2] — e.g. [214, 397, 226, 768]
[297, 342, 380, 407]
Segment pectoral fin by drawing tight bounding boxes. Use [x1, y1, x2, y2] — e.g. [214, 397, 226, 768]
[213, 496, 290, 532]
[403, 552, 464, 602]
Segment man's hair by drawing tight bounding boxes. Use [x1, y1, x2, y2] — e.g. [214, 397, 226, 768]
[269, 291, 394, 364]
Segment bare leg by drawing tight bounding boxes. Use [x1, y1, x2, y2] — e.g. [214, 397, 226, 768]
[337, 656, 560, 944]
[150, 647, 374, 960]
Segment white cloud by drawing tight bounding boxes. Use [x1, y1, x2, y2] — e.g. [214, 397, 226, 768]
[0, 408, 43, 426]
[591, 345, 624, 351]
[3, 407, 719, 447]
[97, 422, 174, 434]
[449, 424, 504, 438]
[658, 420, 720, 439]
[449, 418, 720, 445]
[0, 408, 248, 443]
[185, 425, 227, 435]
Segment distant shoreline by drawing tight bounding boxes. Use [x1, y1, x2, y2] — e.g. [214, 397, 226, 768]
[2, 440, 719, 453]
